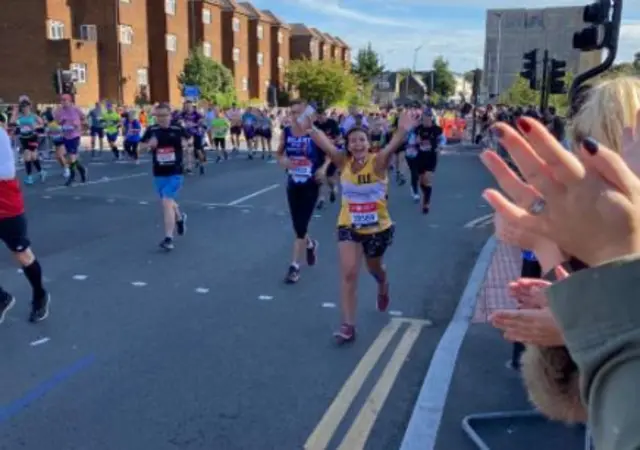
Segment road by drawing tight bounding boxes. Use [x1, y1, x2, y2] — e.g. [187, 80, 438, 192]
[0, 146, 493, 450]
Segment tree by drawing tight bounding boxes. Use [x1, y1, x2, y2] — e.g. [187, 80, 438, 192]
[633, 52, 640, 73]
[351, 43, 384, 86]
[285, 59, 358, 106]
[499, 76, 540, 106]
[178, 48, 237, 106]
[431, 56, 456, 98]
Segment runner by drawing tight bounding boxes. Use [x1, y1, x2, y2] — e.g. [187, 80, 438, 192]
[123, 110, 142, 163]
[54, 94, 88, 187]
[257, 110, 273, 160]
[45, 113, 68, 178]
[103, 102, 122, 160]
[276, 100, 322, 284]
[0, 125, 50, 324]
[241, 107, 258, 160]
[178, 101, 206, 175]
[88, 102, 105, 157]
[11, 99, 46, 185]
[302, 110, 417, 343]
[227, 104, 242, 155]
[314, 108, 341, 210]
[414, 112, 443, 214]
[211, 110, 230, 163]
[139, 103, 189, 251]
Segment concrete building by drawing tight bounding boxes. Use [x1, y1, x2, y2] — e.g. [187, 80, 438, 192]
[484, 6, 602, 98]
[147, 0, 190, 105]
[187, 0, 224, 64]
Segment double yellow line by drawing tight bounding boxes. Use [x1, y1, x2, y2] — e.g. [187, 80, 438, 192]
[305, 318, 431, 450]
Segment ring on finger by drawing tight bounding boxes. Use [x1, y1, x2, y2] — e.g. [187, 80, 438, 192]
[528, 197, 547, 215]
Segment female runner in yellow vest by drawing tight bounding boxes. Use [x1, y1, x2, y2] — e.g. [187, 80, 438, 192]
[304, 110, 418, 344]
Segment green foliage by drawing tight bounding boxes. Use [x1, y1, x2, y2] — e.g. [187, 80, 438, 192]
[499, 76, 540, 106]
[351, 43, 384, 86]
[134, 86, 150, 107]
[178, 48, 237, 105]
[431, 56, 456, 98]
[285, 59, 358, 106]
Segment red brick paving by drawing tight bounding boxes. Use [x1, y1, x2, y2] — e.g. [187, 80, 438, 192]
[473, 241, 521, 323]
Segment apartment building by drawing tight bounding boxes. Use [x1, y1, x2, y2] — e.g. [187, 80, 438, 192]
[187, 0, 224, 63]
[289, 23, 321, 61]
[321, 33, 340, 62]
[262, 10, 290, 96]
[310, 28, 332, 61]
[333, 36, 352, 68]
[239, 3, 272, 102]
[0, 0, 100, 105]
[219, 0, 250, 101]
[147, 0, 190, 105]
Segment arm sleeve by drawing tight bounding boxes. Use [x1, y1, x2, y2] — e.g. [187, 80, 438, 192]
[0, 128, 16, 179]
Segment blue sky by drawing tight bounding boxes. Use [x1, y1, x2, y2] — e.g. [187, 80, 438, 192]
[250, 0, 640, 74]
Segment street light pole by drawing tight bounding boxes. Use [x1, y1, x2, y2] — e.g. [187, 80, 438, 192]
[494, 12, 503, 98]
[407, 45, 423, 97]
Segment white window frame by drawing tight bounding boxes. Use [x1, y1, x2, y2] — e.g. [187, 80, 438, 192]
[277, 56, 284, 69]
[232, 17, 240, 32]
[232, 47, 240, 62]
[257, 25, 263, 40]
[120, 0, 130, 3]
[203, 41, 212, 57]
[165, 0, 176, 16]
[119, 25, 133, 45]
[202, 8, 211, 24]
[242, 77, 248, 91]
[70, 63, 87, 84]
[47, 20, 65, 40]
[277, 31, 283, 44]
[166, 33, 177, 52]
[79, 24, 97, 41]
[137, 68, 149, 86]
[257, 52, 263, 66]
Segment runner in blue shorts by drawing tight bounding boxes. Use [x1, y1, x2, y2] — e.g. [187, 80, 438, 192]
[140, 103, 190, 251]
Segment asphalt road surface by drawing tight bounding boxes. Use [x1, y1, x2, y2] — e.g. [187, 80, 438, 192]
[0, 147, 493, 450]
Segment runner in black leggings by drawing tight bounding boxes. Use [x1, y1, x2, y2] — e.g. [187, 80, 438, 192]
[276, 100, 323, 284]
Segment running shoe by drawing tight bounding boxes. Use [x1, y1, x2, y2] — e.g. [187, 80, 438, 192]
[24, 175, 34, 185]
[329, 189, 336, 203]
[160, 237, 174, 251]
[176, 213, 187, 236]
[199, 164, 205, 175]
[284, 264, 300, 284]
[376, 282, 390, 312]
[306, 240, 319, 266]
[29, 292, 50, 323]
[40, 170, 47, 183]
[333, 323, 356, 344]
[0, 292, 16, 325]
[80, 166, 88, 183]
[316, 199, 325, 210]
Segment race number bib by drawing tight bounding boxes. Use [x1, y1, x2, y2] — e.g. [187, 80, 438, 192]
[288, 157, 312, 182]
[406, 147, 418, 158]
[157, 147, 176, 164]
[349, 202, 379, 228]
[20, 126, 32, 134]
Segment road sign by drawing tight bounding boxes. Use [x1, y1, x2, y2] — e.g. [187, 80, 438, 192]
[182, 85, 200, 100]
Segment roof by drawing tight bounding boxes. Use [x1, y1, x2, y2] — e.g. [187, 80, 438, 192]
[261, 10, 291, 29]
[203, 0, 224, 6]
[309, 27, 326, 41]
[219, 0, 250, 15]
[332, 36, 350, 49]
[238, 2, 275, 23]
[320, 32, 338, 45]
[289, 23, 314, 36]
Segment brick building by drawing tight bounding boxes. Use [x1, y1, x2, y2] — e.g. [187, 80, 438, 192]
[310, 28, 331, 61]
[289, 23, 320, 61]
[332, 36, 352, 68]
[262, 10, 290, 98]
[219, 0, 251, 102]
[187, 0, 224, 63]
[239, 2, 272, 102]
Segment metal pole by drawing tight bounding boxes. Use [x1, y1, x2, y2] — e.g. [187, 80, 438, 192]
[540, 49, 549, 112]
[494, 13, 503, 97]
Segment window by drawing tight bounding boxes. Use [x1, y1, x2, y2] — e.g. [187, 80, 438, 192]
[257, 52, 263, 66]
[120, 0, 130, 3]
[309, 40, 314, 52]
[232, 17, 240, 32]
[257, 25, 263, 40]
[202, 8, 211, 24]
[119, 25, 133, 45]
[232, 47, 240, 62]
[203, 41, 211, 57]
[79, 24, 97, 41]
[70, 63, 87, 84]
[277, 56, 284, 69]
[277, 31, 283, 44]
[137, 68, 149, 86]
[242, 77, 248, 91]
[166, 33, 177, 52]
[165, 0, 176, 15]
[47, 20, 65, 40]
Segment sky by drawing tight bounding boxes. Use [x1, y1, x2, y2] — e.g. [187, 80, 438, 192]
[250, 0, 640, 74]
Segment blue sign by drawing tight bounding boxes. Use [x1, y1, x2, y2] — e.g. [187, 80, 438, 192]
[182, 85, 200, 99]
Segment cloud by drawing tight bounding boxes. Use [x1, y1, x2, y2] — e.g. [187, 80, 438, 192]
[284, 0, 407, 26]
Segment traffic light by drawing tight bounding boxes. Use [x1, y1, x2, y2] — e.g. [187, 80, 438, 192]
[573, 0, 610, 51]
[549, 59, 567, 94]
[520, 49, 538, 90]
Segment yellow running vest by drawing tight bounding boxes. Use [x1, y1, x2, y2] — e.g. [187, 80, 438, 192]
[338, 155, 392, 234]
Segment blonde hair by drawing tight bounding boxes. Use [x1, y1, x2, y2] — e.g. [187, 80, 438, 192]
[570, 76, 640, 154]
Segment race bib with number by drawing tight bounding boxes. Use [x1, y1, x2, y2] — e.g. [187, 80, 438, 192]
[20, 126, 33, 134]
[157, 147, 176, 164]
[349, 202, 379, 228]
[62, 125, 75, 132]
[288, 157, 313, 182]
[406, 147, 418, 158]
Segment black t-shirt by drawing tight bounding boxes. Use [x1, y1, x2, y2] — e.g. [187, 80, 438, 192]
[414, 124, 443, 152]
[314, 118, 340, 140]
[141, 124, 189, 177]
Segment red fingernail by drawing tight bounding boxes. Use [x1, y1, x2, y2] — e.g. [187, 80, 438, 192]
[516, 118, 531, 133]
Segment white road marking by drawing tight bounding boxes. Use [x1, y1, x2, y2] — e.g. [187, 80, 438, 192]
[322, 302, 336, 308]
[17, 269, 23, 274]
[45, 173, 147, 192]
[72, 274, 88, 281]
[139, 201, 149, 205]
[131, 281, 147, 287]
[195, 287, 209, 294]
[313, 214, 322, 218]
[30, 337, 50, 347]
[258, 295, 273, 301]
[42, 196, 52, 199]
[227, 184, 279, 206]
[463, 213, 494, 229]
[242, 209, 250, 213]
[388, 310, 403, 317]
[207, 206, 217, 210]
[398, 237, 497, 450]
[73, 196, 81, 200]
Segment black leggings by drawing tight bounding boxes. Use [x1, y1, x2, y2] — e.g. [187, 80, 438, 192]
[406, 157, 420, 192]
[124, 141, 138, 159]
[286, 182, 319, 239]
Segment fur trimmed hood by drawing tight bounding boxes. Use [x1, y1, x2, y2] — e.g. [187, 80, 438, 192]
[520, 345, 587, 424]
